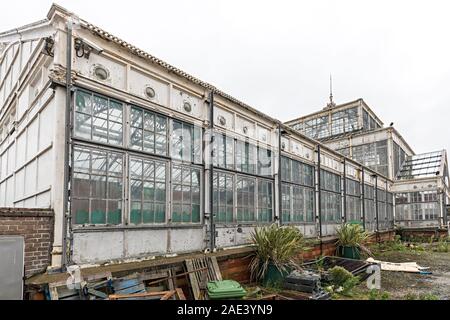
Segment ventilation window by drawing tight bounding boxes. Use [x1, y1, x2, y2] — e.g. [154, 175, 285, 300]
[218, 115, 226, 126]
[183, 101, 192, 113]
[144, 86, 156, 99]
[93, 65, 109, 81]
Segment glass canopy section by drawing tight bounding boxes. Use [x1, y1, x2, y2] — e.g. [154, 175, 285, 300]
[397, 151, 444, 180]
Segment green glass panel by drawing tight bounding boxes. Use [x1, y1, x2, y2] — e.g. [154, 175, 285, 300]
[91, 210, 106, 224]
[155, 204, 165, 223]
[130, 202, 142, 224]
[75, 210, 89, 224]
[182, 205, 191, 223]
[107, 209, 121, 225]
[142, 203, 154, 223]
[192, 205, 200, 222]
[226, 207, 233, 223]
[237, 208, 243, 222]
[143, 182, 155, 201]
[172, 205, 182, 222]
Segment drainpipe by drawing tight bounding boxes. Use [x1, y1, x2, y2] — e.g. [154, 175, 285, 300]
[278, 124, 283, 226]
[317, 145, 323, 254]
[385, 180, 389, 230]
[361, 167, 366, 231]
[208, 91, 215, 251]
[343, 158, 347, 223]
[374, 174, 379, 242]
[62, 20, 73, 270]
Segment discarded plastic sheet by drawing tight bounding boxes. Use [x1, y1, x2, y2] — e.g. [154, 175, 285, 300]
[366, 258, 431, 274]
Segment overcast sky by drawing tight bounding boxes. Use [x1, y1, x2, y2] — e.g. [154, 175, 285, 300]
[2, 0, 449, 155]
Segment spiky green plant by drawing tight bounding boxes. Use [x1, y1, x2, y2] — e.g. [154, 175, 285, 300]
[249, 224, 304, 281]
[335, 223, 372, 256]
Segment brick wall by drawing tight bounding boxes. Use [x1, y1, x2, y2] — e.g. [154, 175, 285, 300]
[0, 208, 54, 277]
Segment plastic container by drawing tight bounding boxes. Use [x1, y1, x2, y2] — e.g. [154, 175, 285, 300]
[207, 280, 247, 299]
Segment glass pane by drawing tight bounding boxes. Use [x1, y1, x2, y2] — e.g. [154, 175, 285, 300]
[192, 205, 200, 222]
[91, 200, 106, 224]
[143, 131, 155, 153]
[155, 115, 167, 134]
[92, 116, 108, 143]
[130, 127, 143, 150]
[93, 96, 108, 119]
[182, 205, 192, 222]
[171, 121, 183, 160]
[91, 175, 107, 198]
[73, 173, 90, 197]
[130, 107, 143, 128]
[155, 183, 166, 201]
[172, 205, 182, 222]
[172, 184, 182, 203]
[109, 101, 123, 123]
[107, 200, 122, 224]
[108, 177, 122, 199]
[143, 182, 155, 200]
[73, 199, 89, 224]
[75, 91, 92, 114]
[131, 179, 142, 200]
[91, 151, 107, 174]
[108, 121, 123, 145]
[142, 202, 154, 223]
[143, 112, 154, 132]
[74, 113, 91, 139]
[108, 153, 123, 176]
[143, 161, 155, 180]
[130, 201, 142, 224]
[155, 204, 166, 223]
[155, 134, 167, 155]
[129, 159, 143, 178]
[155, 163, 165, 182]
[73, 148, 90, 173]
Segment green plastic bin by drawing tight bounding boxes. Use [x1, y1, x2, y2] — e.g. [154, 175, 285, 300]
[207, 280, 247, 299]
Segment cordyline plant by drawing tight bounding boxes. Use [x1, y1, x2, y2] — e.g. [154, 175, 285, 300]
[335, 223, 372, 256]
[249, 224, 305, 281]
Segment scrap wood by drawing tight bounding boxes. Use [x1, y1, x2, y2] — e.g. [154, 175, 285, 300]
[146, 267, 208, 286]
[175, 288, 186, 300]
[108, 291, 172, 300]
[160, 290, 176, 300]
[185, 256, 223, 300]
[366, 258, 431, 274]
[254, 294, 278, 300]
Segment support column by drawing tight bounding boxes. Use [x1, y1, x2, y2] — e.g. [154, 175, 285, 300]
[361, 167, 365, 231]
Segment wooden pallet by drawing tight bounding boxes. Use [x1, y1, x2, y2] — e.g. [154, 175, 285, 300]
[185, 256, 222, 300]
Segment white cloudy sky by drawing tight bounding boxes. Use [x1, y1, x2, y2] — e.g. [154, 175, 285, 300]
[2, 0, 450, 155]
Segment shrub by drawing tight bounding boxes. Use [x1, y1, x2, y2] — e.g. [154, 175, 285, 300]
[249, 224, 304, 281]
[327, 266, 360, 297]
[335, 223, 372, 256]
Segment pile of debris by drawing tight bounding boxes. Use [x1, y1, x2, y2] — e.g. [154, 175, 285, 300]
[44, 256, 234, 300]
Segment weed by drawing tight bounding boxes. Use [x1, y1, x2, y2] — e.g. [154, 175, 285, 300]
[404, 292, 418, 300]
[368, 289, 390, 300]
[419, 293, 439, 300]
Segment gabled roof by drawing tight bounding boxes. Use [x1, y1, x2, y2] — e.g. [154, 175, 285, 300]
[397, 150, 446, 180]
[284, 98, 384, 128]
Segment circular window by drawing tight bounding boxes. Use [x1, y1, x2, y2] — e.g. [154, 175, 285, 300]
[93, 65, 109, 81]
[281, 142, 286, 150]
[144, 86, 156, 99]
[183, 102, 192, 113]
[218, 115, 226, 126]
[242, 126, 248, 134]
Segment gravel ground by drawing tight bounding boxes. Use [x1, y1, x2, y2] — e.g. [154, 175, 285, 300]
[353, 246, 450, 300]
